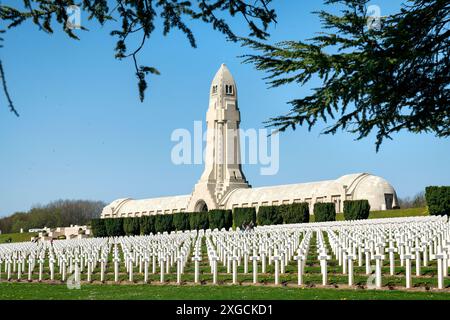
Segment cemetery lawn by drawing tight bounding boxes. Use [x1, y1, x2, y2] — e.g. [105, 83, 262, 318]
[0, 208, 427, 243]
[0, 232, 36, 244]
[0, 282, 449, 300]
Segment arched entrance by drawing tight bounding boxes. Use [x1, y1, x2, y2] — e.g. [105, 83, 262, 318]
[194, 200, 208, 212]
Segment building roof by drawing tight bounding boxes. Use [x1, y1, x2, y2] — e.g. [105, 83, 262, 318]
[103, 194, 191, 216]
[221, 176, 349, 207]
[221, 173, 394, 207]
[211, 63, 235, 88]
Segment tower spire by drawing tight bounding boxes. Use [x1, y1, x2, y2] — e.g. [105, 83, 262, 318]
[187, 64, 250, 212]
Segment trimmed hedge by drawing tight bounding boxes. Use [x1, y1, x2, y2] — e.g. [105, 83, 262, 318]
[314, 202, 336, 222]
[233, 207, 256, 228]
[105, 218, 125, 237]
[173, 212, 190, 231]
[257, 206, 282, 226]
[155, 214, 174, 233]
[91, 219, 107, 237]
[425, 186, 450, 216]
[224, 210, 233, 229]
[282, 203, 310, 224]
[189, 212, 209, 230]
[343, 200, 370, 220]
[94, 201, 316, 237]
[123, 217, 141, 235]
[208, 209, 233, 230]
[140, 216, 155, 235]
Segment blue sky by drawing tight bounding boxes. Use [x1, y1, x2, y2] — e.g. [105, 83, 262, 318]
[1, 1, 449, 217]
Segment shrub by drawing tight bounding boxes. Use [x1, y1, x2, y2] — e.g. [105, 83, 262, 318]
[314, 203, 336, 222]
[232, 207, 256, 228]
[140, 216, 155, 235]
[257, 206, 282, 226]
[343, 200, 370, 220]
[224, 209, 233, 230]
[282, 203, 310, 224]
[276, 205, 289, 222]
[91, 218, 107, 237]
[123, 217, 141, 235]
[208, 210, 233, 230]
[173, 212, 190, 231]
[189, 212, 209, 230]
[425, 186, 450, 216]
[154, 214, 173, 233]
[105, 218, 125, 237]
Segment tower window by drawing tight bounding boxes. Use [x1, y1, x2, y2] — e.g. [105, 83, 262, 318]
[225, 85, 234, 95]
[212, 85, 218, 94]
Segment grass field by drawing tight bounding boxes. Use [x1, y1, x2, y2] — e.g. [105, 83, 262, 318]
[0, 282, 449, 300]
[0, 232, 37, 244]
[0, 207, 437, 300]
[0, 208, 428, 244]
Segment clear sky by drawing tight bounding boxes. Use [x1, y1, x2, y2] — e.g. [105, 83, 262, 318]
[1, 1, 449, 217]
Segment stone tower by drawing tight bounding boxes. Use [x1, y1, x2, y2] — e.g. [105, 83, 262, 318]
[187, 64, 250, 212]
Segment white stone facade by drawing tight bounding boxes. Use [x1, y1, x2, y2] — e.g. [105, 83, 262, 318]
[101, 65, 398, 218]
[32, 225, 91, 241]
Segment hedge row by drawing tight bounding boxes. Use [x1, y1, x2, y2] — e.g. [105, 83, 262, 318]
[314, 202, 336, 222]
[343, 200, 370, 220]
[209, 210, 233, 230]
[256, 203, 310, 225]
[257, 206, 282, 226]
[92, 199, 376, 236]
[189, 212, 209, 230]
[282, 203, 310, 224]
[91, 210, 233, 237]
[425, 186, 450, 216]
[233, 208, 256, 228]
[173, 212, 189, 231]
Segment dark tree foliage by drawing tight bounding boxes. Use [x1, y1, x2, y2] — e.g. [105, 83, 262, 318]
[282, 203, 309, 224]
[140, 215, 155, 235]
[256, 205, 282, 226]
[173, 212, 190, 231]
[91, 218, 107, 237]
[0, 199, 105, 234]
[224, 209, 233, 229]
[232, 207, 256, 228]
[343, 199, 370, 220]
[242, 0, 450, 150]
[208, 209, 232, 230]
[105, 217, 125, 236]
[425, 186, 450, 216]
[154, 214, 173, 233]
[123, 217, 141, 235]
[313, 202, 336, 222]
[0, 0, 276, 114]
[189, 212, 209, 230]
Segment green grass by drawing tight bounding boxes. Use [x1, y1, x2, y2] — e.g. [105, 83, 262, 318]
[0, 208, 428, 243]
[0, 282, 449, 300]
[0, 232, 37, 243]
[0, 206, 437, 300]
[367, 207, 428, 219]
[309, 207, 428, 222]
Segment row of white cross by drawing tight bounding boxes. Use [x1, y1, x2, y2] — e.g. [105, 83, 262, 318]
[0, 215, 448, 289]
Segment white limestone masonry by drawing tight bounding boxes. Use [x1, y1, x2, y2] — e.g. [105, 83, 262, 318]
[101, 64, 398, 219]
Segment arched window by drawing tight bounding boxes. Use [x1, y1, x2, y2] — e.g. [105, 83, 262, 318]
[212, 85, 218, 94]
